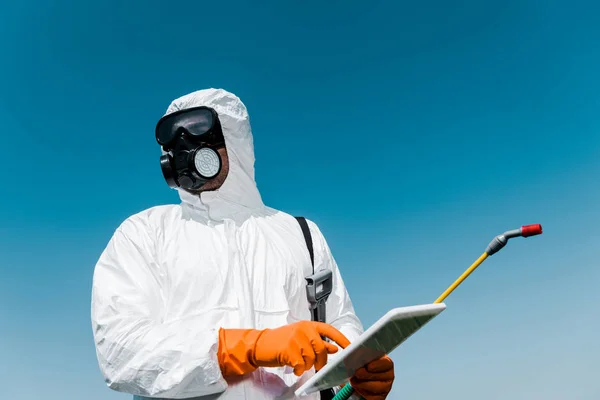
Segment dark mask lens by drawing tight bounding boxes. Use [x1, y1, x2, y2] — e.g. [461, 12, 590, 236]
[183, 109, 214, 137]
[156, 120, 175, 145]
[156, 108, 215, 145]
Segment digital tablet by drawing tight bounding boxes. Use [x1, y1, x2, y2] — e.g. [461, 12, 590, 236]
[295, 303, 446, 397]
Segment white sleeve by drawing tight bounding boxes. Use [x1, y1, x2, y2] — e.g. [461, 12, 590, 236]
[306, 220, 364, 344]
[91, 216, 228, 399]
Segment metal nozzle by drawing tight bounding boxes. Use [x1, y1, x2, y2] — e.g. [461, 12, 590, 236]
[485, 224, 543, 256]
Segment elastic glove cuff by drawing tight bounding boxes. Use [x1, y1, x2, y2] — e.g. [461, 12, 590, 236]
[218, 328, 264, 376]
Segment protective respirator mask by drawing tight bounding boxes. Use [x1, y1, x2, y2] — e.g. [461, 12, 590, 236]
[155, 106, 226, 191]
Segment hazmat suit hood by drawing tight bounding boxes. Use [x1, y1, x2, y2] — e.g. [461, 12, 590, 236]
[162, 89, 265, 223]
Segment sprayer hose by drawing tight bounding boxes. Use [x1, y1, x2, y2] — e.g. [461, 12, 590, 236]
[331, 384, 362, 400]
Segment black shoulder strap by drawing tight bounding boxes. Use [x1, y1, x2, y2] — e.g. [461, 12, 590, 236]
[295, 216, 314, 274]
[295, 216, 336, 400]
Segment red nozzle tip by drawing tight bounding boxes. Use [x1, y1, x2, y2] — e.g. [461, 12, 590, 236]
[521, 224, 543, 237]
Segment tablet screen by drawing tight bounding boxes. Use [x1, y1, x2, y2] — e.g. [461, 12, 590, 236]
[295, 303, 446, 396]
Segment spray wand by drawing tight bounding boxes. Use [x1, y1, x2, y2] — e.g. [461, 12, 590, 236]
[331, 224, 543, 400]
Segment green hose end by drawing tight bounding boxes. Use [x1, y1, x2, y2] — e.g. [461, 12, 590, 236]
[331, 383, 357, 400]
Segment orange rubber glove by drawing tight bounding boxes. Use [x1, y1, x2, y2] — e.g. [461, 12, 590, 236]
[218, 321, 351, 377]
[349, 356, 395, 400]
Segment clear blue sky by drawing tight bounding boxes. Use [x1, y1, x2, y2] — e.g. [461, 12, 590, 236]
[1, 1, 599, 399]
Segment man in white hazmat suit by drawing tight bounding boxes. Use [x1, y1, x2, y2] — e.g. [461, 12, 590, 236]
[91, 88, 395, 400]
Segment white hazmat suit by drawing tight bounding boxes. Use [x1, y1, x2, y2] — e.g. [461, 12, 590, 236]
[91, 89, 364, 400]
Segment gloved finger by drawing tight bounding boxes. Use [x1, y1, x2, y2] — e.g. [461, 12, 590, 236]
[351, 377, 393, 392]
[313, 322, 351, 349]
[350, 377, 393, 396]
[293, 364, 306, 376]
[291, 354, 307, 376]
[324, 341, 340, 354]
[353, 366, 395, 381]
[301, 344, 317, 373]
[351, 382, 390, 400]
[365, 356, 394, 373]
[309, 336, 328, 371]
[288, 343, 307, 376]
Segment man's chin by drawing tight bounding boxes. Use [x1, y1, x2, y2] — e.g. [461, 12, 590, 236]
[183, 183, 219, 196]
[181, 174, 227, 196]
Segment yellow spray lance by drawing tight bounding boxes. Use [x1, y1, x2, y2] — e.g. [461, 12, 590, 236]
[332, 224, 543, 400]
